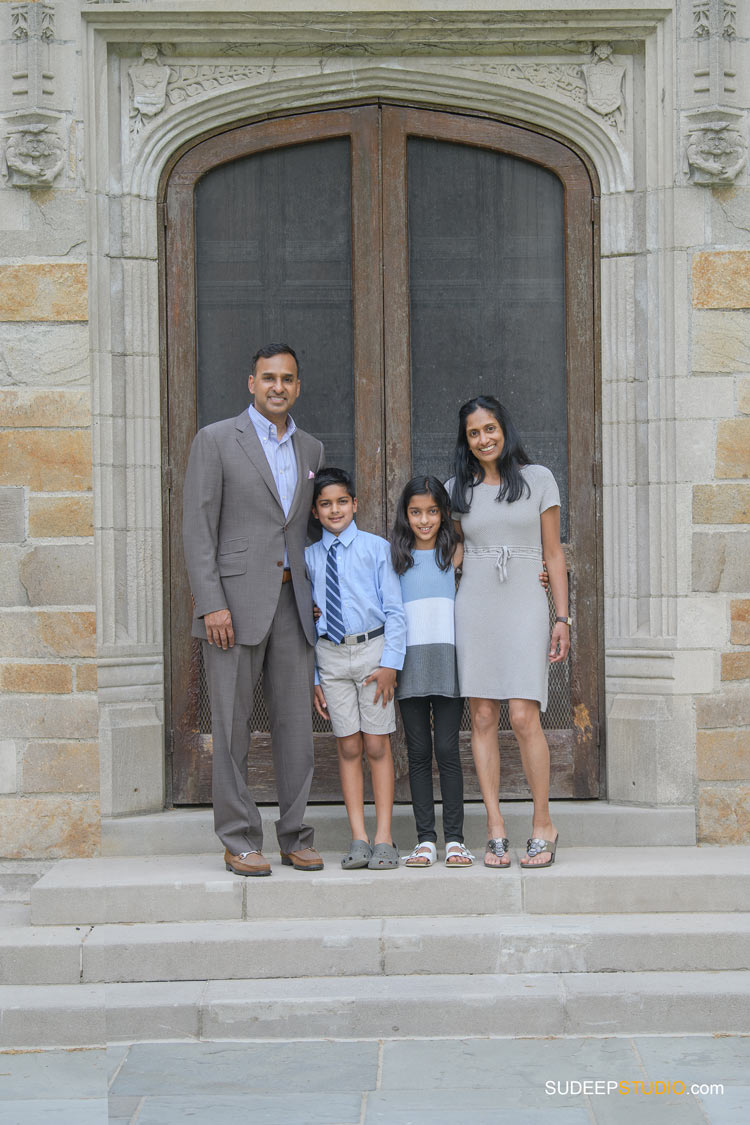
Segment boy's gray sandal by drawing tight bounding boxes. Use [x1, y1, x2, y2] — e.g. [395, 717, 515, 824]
[367, 842, 399, 869]
[341, 840, 373, 869]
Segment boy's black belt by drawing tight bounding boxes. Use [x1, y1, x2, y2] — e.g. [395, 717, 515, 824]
[320, 625, 385, 646]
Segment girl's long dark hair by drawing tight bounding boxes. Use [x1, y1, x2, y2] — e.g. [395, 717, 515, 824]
[391, 476, 459, 575]
[450, 395, 531, 514]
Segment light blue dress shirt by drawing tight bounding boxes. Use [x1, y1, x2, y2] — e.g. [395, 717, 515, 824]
[305, 521, 407, 672]
[248, 403, 298, 567]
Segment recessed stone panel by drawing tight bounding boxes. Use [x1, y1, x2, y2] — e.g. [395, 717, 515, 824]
[0, 265, 88, 323]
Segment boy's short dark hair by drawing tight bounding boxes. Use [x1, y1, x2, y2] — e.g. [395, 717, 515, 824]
[312, 467, 356, 504]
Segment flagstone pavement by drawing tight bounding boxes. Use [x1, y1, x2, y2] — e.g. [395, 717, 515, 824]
[0, 1034, 748, 1124]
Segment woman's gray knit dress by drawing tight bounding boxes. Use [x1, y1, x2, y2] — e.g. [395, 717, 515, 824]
[449, 464, 560, 710]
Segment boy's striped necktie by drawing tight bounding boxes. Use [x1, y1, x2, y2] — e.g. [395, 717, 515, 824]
[325, 539, 345, 644]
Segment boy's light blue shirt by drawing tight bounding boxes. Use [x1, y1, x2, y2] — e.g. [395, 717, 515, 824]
[305, 520, 406, 671]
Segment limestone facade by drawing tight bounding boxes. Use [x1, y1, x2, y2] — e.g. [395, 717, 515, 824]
[0, 0, 748, 855]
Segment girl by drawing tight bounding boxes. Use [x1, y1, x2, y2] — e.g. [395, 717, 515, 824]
[449, 395, 569, 870]
[391, 477, 473, 868]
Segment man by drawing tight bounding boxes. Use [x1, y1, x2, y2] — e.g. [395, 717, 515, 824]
[182, 344, 325, 875]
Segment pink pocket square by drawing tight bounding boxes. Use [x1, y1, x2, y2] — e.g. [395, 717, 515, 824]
[308, 470, 315, 479]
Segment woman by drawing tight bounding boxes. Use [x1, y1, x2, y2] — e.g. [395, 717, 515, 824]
[448, 395, 570, 869]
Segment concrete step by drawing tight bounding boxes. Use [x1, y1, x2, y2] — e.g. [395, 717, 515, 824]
[3, 971, 750, 1047]
[30, 847, 750, 926]
[4, 913, 750, 986]
[101, 801, 696, 856]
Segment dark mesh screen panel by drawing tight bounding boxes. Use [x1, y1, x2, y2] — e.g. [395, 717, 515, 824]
[407, 137, 569, 540]
[195, 138, 355, 476]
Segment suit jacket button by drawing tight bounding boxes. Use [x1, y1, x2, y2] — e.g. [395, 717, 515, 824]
[276, 561, 283, 567]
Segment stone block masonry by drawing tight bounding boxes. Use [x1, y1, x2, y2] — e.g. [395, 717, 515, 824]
[692, 252, 750, 844]
[0, 256, 98, 856]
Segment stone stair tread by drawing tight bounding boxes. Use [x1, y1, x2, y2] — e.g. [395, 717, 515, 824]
[3, 971, 750, 1047]
[4, 911, 750, 985]
[30, 846, 750, 925]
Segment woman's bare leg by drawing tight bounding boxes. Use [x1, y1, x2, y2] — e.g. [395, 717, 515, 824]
[469, 698, 509, 867]
[508, 698, 557, 865]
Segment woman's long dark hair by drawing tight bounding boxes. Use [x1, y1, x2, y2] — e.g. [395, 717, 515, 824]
[391, 476, 459, 575]
[450, 395, 531, 514]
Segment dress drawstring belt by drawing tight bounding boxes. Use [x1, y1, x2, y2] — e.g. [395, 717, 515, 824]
[463, 544, 543, 582]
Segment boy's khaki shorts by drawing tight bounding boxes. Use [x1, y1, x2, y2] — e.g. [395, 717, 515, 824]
[316, 633, 396, 739]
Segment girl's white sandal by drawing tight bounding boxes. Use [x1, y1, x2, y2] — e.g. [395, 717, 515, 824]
[445, 841, 475, 867]
[404, 842, 437, 867]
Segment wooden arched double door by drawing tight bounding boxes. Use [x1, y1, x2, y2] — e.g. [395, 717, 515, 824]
[164, 104, 601, 805]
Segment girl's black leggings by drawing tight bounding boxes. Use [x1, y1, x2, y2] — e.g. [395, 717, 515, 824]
[398, 694, 464, 844]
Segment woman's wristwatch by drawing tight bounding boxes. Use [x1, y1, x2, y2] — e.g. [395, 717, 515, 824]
[555, 616, 572, 626]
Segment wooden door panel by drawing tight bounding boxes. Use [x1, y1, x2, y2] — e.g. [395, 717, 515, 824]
[165, 103, 601, 805]
[381, 106, 599, 799]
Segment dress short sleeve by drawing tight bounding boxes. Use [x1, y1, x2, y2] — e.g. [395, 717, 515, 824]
[537, 466, 561, 514]
[444, 477, 463, 522]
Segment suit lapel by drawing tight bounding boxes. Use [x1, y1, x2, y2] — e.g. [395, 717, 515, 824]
[235, 411, 283, 512]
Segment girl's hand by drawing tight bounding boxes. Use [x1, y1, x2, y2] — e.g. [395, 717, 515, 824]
[538, 562, 550, 590]
[549, 621, 570, 663]
[452, 542, 464, 570]
[313, 685, 329, 719]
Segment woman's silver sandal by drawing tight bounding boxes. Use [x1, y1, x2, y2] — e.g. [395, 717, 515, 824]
[520, 835, 559, 869]
[484, 837, 511, 869]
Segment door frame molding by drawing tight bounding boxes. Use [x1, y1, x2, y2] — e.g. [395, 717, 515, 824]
[80, 15, 692, 823]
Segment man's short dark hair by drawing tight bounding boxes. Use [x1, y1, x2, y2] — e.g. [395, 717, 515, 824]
[312, 467, 356, 504]
[251, 343, 299, 374]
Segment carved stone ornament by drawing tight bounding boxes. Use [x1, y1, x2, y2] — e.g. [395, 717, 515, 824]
[582, 44, 626, 130]
[1, 121, 65, 187]
[129, 56, 269, 138]
[129, 46, 170, 122]
[685, 115, 747, 184]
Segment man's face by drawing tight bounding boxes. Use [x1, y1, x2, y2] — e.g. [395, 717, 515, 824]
[248, 352, 300, 423]
[312, 484, 357, 535]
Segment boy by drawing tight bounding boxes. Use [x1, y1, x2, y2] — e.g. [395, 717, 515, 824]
[306, 468, 407, 870]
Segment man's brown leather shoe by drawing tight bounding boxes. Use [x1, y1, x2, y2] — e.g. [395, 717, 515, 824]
[224, 848, 271, 877]
[280, 846, 324, 871]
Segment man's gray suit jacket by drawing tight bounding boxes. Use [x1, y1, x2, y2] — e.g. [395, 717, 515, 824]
[182, 409, 325, 647]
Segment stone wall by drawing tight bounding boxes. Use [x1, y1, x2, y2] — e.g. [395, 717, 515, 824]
[0, 0, 99, 855]
[692, 245, 750, 843]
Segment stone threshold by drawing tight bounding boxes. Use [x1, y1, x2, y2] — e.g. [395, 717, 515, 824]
[101, 801, 696, 856]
